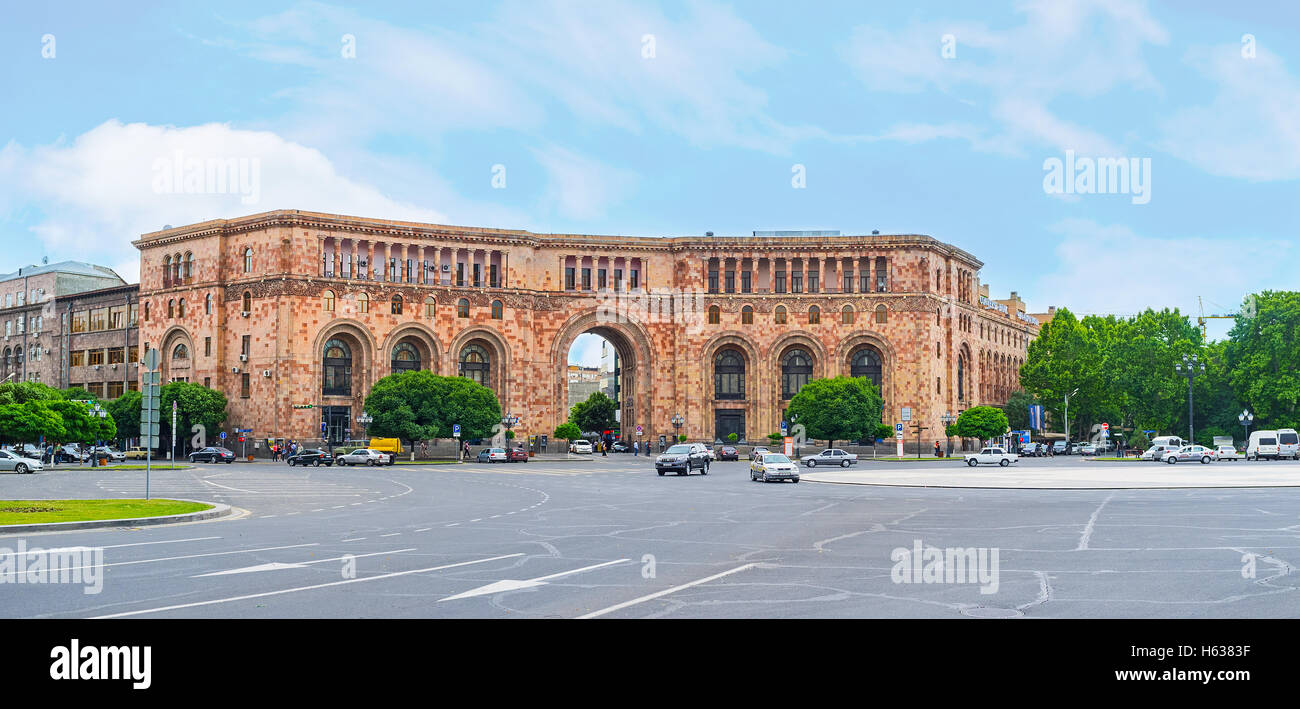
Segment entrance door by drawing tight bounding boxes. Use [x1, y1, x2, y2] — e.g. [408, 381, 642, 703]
[323, 406, 350, 445]
[714, 410, 746, 444]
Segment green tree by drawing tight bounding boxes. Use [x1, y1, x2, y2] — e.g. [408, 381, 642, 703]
[1002, 391, 1041, 431]
[554, 422, 582, 447]
[61, 386, 98, 402]
[953, 406, 1010, 443]
[107, 390, 142, 447]
[1225, 291, 1300, 429]
[0, 381, 63, 406]
[783, 376, 884, 449]
[159, 382, 229, 452]
[0, 401, 66, 446]
[1021, 308, 1105, 439]
[364, 370, 501, 446]
[726, 432, 739, 443]
[47, 400, 96, 445]
[569, 391, 618, 434]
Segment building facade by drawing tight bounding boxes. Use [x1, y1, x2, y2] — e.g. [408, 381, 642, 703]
[0, 261, 134, 391]
[133, 210, 1041, 446]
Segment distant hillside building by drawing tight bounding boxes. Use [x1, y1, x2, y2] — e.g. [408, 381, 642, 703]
[567, 364, 601, 410]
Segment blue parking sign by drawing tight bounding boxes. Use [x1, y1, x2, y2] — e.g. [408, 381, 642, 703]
[453, 424, 462, 438]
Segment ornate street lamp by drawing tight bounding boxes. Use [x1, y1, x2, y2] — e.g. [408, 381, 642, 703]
[1239, 409, 1253, 448]
[355, 412, 373, 443]
[671, 413, 684, 443]
[940, 411, 956, 457]
[1175, 354, 1205, 443]
[500, 413, 519, 445]
[88, 401, 107, 467]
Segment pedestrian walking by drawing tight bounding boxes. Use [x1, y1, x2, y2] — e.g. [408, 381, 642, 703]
[601, 439, 608, 457]
[933, 441, 942, 458]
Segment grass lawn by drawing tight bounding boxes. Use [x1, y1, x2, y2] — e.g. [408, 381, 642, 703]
[0, 499, 212, 525]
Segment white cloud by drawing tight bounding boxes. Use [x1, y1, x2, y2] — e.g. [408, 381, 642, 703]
[568, 333, 606, 367]
[1027, 218, 1294, 325]
[0, 120, 448, 282]
[1159, 44, 1300, 180]
[530, 145, 637, 221]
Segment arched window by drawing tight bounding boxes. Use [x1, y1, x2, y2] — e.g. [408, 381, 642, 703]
[205, 294, 213, 314]
[774, 305, 787, 324]
[491, 300, 503, 320]
[144, 302, 150, 321]
[241, 291, 252, 313]
[781, 348, 812, 399]
[808, 305, 820, 325]
[957, 352, 966, 401]
[163, 255, 172, 284]
[172, 343, 188, 360]
[167, 299, 175, 318]
[391, 295, 403, 315]
[322, 339, 352, 396]
[457, 298, 469, 318]
[875, 304, 887, 324]
[177, 298, 186, 318]
[851, 346, 883, 391]
[14, 347, 23, 365]
[741, 305, 753, 325]
[2, 347, 10, 371]
[356, 292, 369, 313]
[391, 342, 419, 373]
[184, 252, 193, 279]
[842, 305, 854, 325]
[322, 290, 335, 312]
[424, 296, 436, 317]
[714, 349, 745, 400]
[459, 343, 490, 387]
[243, 247, 253, 273]
[708, 305, 720, 325]
[172, 253, 181, 282]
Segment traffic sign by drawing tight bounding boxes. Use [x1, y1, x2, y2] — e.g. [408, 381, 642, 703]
[780, 421, 788, 435]
[901, 407, 912, 422]
[636, 424, 643, 437]
[144, 348, 160, 371]
[452, 424, 461, 438]
[236, 428, 252, 433]
[1102, 422, 1110, 431]
[219, 431, 227, 440]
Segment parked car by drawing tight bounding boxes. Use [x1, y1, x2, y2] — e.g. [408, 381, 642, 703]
[749, 446, 770, 461]
[655, 443, 711, 476]
[1246, 431, 1280, 461]
[55, 445, 88, 463]
[124, 446, 151, 460]
[287, 449, 334, 466]
[1214, 446, 1243, 461]
[0, 449, 43, 473]
[718, 446, 739, 461]
[1142, 442, 1184, 461]
[1163, 445, 1214, 464]
[611, 440, 631, 453]
[189, 446, 236, 464]
[337, 448, 393, 466]
[476, 447, 508, 463]
[750, 453, 800, 483]
[1277, 428, 1299, 460]
[507, 448, 529, 463]
[802, 448, 859, 468]
[1078, 443, 1098, 456]
[569, 440, 593, 454]
[90, 446, 126, 463]
[1051, 441, 1068, 455]
[965, 447, 1018, 467]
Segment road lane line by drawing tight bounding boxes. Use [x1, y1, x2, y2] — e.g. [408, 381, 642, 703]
[38, 543, 320, 574]
[93, 553, 526, 618]
[193, 548, 415, 577]
[0, 536, 220, 555]
[414, 528, 431, 532]
[201, 479, 262, 493]
[577, 564, 757, 619]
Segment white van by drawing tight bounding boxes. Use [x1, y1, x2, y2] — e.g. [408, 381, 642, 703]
[1247, 430, 1280, 461]
[1277, 428, 1299, 460]
[1144, 435, 1184, 462]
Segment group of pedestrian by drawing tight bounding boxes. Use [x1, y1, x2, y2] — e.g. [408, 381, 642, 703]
[270, 441, 298, 461]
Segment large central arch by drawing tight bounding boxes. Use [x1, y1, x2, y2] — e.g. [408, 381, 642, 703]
[549, 310, 656, 441]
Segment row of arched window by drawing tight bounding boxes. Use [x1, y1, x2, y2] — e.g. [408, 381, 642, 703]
[712, 346, 885, 401]
[320, 291, 503, 320]
[161, 252, 194, 286]
[707, 304, 888, 326]
[320, 339, 494, 396]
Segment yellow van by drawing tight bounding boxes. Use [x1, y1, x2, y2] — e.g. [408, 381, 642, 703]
[368, 438, 403, 455]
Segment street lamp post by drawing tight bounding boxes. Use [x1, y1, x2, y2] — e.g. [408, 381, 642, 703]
[1175, 354, 1205, 444]
[790, 413, 800, 457]
[1239, 409, 1253, 449]
[88, 402, 107, 467]
[355, 412, 373, 444]
[1063, 388, 1079, 444]
[500, 414, 519, 445]
[671, 413, 683, 444]
[940, 411, 956, 457]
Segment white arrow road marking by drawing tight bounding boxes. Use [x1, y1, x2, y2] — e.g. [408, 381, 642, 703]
[94, 553, 526, 618]
[577, 563, 758, 619]
[201, 479, 262, 493]
[193, 548, 415, 577]
[439, 559, 630, 602]
[34, 543, 320, 574]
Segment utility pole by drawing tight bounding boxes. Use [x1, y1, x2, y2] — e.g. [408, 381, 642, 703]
[1175, 354, 1205, 444]
[909, 422, 929, 459]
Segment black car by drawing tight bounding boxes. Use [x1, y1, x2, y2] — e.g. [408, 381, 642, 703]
[718, 445, 739, 461]
[287, 449, 334, 466]
[189, 446, 235, 464]
[611, 441, 631, 453]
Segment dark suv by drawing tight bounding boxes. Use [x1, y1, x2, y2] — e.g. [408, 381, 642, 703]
[287, 449, 334, 466]
[655, 443, 711, 476]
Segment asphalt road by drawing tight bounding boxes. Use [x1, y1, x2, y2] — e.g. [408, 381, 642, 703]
[2, 454, 1299, 618]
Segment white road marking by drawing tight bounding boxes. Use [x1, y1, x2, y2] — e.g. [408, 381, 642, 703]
[43, 543, 320, 574]
[1077, 491, 1117, 551]
[193, 548, 414, 577]
[201, 479, 262, 493]
[379, 533, 400, 537]
[578, 564, 758, 619]
[340, 538, 365, 542]
[414, 528, 431, 532]
[93, 553, 526, 618]
[440, 559, 630, 602]
[0, 536, 220, 556]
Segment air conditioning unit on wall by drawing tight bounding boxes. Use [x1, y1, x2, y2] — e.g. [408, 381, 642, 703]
[239, 354, 248, 362]
[240, 311, 250, 318]
[232, 366, 241, 374]
[262, 370, 272, 377]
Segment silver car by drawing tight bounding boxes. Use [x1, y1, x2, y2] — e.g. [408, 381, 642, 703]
[1214, 446, 1243, 461]
[336, 448, 392, 466]
[0, 449, 44, 474]
[750, 453, 800, 482]
[801, 448, 859, 468]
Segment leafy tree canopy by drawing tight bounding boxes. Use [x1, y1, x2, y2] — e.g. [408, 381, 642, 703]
[364, 370, 501, 443]
[784, 376, 884, 448]
[953, 406, 1010, 443]
[553, 422, 582, 442]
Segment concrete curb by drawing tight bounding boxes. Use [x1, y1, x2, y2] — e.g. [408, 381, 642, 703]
[0, 499, 231, 536]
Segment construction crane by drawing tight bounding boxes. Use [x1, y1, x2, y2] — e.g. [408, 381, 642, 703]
[1197, 296, 1238, 339]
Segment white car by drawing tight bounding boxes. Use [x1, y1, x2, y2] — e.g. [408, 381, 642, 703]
[0, 449, 43, 474]
[1078, 443, 1098, 456]
[569, 440, 593, 454]
[1162, 445, 1215, 464]
[1215, 446, 1243, 461]
[964, 447, 1018, 467]
[336, 448, 393, 466]
[750, 453, 800, 483]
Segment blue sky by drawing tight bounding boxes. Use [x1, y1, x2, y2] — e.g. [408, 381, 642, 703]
[2, 0, 1297, 365]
